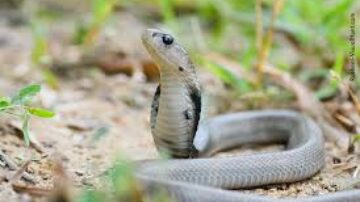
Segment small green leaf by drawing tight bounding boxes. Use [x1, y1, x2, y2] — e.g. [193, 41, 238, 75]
[19, 84, 41, 97]
[22, 114, 30, 146]
[0, 99, 10, 109]
[28, 107, 55, 118]
[353, 134, 360, 142]
[315, 85, 338, 100]
[12, 84, 41, 104]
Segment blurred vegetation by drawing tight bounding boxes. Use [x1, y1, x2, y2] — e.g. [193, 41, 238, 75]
[74, 156, 170, 202]
[73, 0, 116, 45]
[30, 19, 59, 89]
[16, 0, 359, 97]
[151, 0, 360, 98]
[120, 0, 360, 99]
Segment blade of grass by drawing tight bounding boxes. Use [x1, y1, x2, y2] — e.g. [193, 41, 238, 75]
[30, 19, 59, 89]
[22, 113, 30, 147]
[84, 0, 116, 45]
[201, 58, 252, 93]
[159, 0, 175, 25]
[255, 0, 263, 64]
[256, 0, 284, 86]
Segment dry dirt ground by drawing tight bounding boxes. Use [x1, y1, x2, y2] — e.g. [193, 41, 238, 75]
[0, 13, 359, 202]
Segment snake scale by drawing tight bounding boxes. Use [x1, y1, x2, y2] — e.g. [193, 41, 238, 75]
[136, 28, 360, 202]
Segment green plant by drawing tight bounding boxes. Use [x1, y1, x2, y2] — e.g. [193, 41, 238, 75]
[159, 0, 176, 25]
[73, 0, 116, 45]
[0, 84, 55, 146]
[76, 190, 108, 202]
[30, 19, 59, 89]
[279, 0, 354, 53]
[315, 52, 344, 100]
[354, 134, 360, 141]
[199, 56, 252, 94]
[74, 155, 171, 202]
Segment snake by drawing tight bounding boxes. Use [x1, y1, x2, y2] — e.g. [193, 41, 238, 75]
[136, 28, 360, 202]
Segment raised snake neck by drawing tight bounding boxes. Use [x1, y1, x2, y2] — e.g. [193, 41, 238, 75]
[138, 28, 360, 202]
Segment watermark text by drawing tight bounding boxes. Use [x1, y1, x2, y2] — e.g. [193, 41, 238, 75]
[348, 13, 355, 81]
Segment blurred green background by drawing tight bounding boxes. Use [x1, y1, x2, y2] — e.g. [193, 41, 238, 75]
[1, 0, 358, 98]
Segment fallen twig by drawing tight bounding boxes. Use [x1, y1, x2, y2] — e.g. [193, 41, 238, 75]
[0, 150, 35, 183]
[0, 150, 18, 170]
[334, 113, 355, 132]
[330, 71, 360, 116]
[353, 166, 360, 178]
[345, 84, 360, 116]
[264, 64, 350, 148]
[255, 0, 284, 84]
[203, 53, 350, 148]
[12, 183, 52, 197]
[28, 132, 46, 154]
[8, 157, 32, 183]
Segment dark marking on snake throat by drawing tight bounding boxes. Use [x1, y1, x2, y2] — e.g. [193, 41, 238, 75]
[188, 85, 201, 156]
[156, 135, 175, 146]
[189, 86, 201, 132]
[154, 137, 193, 158]
[150, 85, 161, 129]
[178, 66, 184, 71]
[153, 85, 160, 113]
[184, 110, 191, 120]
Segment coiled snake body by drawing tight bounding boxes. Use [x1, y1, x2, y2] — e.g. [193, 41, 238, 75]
[137, 28, 360, 201]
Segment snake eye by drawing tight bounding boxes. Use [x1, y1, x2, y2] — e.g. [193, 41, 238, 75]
[162, 34, 174, 45]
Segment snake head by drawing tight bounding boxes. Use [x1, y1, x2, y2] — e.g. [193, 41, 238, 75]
[142, 28, 194, 74]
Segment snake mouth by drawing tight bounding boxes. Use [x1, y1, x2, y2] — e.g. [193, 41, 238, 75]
[141, 29, 178, 72]
[141, 30, 155, 50]
[141, 29, 162, 49]
[142, 29, 163, 57]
